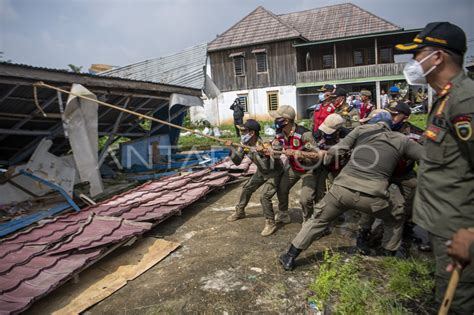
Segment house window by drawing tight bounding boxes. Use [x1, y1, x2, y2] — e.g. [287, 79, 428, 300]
[237, 94, 248, 112]
[255, 53, 268, 73]
[353, 49, 364, 66]
[368, 49, 376, 65]
[380, 47, 393, 63]
[233, 56, 245, 76]
[322, 53, 334, 69]
[267, 91, 279, 111]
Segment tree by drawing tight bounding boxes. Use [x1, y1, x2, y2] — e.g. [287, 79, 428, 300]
[0, 52, 12, 63]
[68, 64, 83, 73]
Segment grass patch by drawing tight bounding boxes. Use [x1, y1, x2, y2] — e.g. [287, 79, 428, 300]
[408, 114, 427, 129]
[308, 250, 435, 314]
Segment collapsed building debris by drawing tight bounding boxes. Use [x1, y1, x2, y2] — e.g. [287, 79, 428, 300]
[0, 159, 256, 314]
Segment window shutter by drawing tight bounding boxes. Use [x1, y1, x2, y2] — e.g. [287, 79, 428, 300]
[233, 56, 245, 76]
[267, 91, 279, 111]
[256, 53, 267, 73]
[238, 94, 248, 112]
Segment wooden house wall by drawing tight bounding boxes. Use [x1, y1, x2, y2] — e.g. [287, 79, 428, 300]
[209, 40, 297, 92]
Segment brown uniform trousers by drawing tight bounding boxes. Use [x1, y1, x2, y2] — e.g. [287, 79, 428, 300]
[292, 184, 404, 251]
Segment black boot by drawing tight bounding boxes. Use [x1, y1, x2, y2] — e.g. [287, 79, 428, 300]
[279, 244, 302, 271]
[356, 229, 371, 255]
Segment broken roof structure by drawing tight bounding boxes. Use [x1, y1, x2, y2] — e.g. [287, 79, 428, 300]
[0, 159, 256, 314]
[101, 43, 208, 90]
[0, 62, 202, 166]
[208, 3, 401, 51]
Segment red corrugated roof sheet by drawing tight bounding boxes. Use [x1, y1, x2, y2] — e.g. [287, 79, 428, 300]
[0, 161, 255, 314]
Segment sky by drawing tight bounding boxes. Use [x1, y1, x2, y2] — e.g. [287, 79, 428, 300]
[0, 0, 473, 70]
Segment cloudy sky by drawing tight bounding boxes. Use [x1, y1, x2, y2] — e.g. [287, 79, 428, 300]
[1, 0, 473, 70]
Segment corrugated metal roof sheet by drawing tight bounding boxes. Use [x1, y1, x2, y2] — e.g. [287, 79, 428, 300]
[0, 161, 256, 314]
[101, 43, 208, 90]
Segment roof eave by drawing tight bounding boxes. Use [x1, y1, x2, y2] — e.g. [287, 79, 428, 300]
[293, 28, 422, 48]
[208, 36, 306, 53]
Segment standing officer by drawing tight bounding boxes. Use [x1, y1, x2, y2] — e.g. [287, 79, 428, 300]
[230, 98, 245, 137]
[226, 119, 285, 236]
[396, 22, 474, 313]
[313, 84, 337, 133]
[359, 90, 374, 120]
[279, 110, 423, 270]
[272, 105, 324, 224]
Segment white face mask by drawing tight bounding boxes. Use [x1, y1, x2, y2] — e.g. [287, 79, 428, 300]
[403, 50, 439, 85]
[240, 133, 253, 144]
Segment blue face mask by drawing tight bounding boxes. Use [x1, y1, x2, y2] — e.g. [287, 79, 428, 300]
[241, 133, 253, 144]
[274, 118, 287, 130]
[318, 93, 326, 102]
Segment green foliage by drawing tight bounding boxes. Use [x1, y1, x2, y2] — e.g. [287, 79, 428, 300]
[381, 257, 435, 300]
[308, 250, 435, 314]
[408, 114, 427, 129]
[139, 118, 152, 131]
[68, 64, 83, 73]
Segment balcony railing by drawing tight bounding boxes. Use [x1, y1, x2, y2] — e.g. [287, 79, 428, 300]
[297, 63, 406, 84]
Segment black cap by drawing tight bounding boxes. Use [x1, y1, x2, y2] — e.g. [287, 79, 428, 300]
[318, 84, 335, 92]
[386, 101, 411, 116]
[332, 86, 347, 97]
[395, 22, 467, 55]
[239, 119, 261, 132]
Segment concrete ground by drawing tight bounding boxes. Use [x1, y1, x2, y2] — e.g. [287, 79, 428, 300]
[80, 179, 359, 314]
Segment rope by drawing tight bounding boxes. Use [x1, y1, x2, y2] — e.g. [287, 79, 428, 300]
[33, 85, 48, 117]
[33, 81, 250, 149]
[32, 81, 324, 161]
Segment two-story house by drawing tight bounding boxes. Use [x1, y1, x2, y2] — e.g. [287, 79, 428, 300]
[205, 3, 421, 125]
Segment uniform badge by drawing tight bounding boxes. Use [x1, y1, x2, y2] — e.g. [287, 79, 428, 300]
[454, 121, 472, 141]
[425, 124, 447, 143]
[293, 138, 300, 147]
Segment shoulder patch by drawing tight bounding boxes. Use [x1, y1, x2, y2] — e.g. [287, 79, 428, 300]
[454, 121, 472, 141]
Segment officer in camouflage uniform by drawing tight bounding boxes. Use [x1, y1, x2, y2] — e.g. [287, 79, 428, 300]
[279, 110, 423, 271]
[396, 22, 474, 313]
[226, 119, 285, 237]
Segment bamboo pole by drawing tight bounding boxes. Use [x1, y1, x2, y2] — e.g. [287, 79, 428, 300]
[32, 81, 251, 149]
[32, 81, 324, 160]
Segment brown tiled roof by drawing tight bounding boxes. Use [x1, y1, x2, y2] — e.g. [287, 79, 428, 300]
[208, 3, 401, 51]
[208, 6, 304, 52]
[279, 3, 401, 42]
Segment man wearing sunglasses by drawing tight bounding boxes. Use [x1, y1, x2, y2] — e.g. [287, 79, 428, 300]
[396, 22, 474, 314]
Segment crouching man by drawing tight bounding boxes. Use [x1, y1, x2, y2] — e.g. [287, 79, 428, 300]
[279, 110, 423, 270]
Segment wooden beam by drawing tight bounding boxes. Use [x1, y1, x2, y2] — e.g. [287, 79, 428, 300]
[0, 85, 19, 103]
[0, 128, 145, 137]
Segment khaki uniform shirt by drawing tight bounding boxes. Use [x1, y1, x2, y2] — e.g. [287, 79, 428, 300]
[230, 138, 283, 178]
[413, 72, 474, 239]
[325, 122, 422, 197]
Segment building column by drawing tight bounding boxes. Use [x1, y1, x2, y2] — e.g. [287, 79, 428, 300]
[375, 38, 378, 64]
[333, 43, 337, 68]
[375, 81, 381, 109]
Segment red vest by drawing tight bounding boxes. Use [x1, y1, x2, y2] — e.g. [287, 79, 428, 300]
[313, 102, 336, 132]
[276, 125, 308, 172]
[359, 101, 374, 119]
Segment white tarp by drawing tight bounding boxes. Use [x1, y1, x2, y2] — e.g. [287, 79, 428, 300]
[63, 84, 103, 197]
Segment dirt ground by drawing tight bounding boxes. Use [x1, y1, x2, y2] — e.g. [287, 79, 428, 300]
[32, 180, 362, 314]
[93, 180, 361, 314]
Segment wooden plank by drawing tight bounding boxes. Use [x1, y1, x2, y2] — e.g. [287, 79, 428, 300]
[30, 238, 180, 315]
